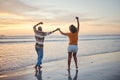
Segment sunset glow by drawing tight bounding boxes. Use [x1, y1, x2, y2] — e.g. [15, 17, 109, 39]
[0, 0, 120, 36]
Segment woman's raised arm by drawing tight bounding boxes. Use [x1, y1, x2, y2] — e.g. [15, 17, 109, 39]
[76, 17, 80, 32]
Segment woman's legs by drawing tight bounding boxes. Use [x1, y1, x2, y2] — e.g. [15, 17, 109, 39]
[68, 45, 78, 70]
[68, 52, 72, 70]
[73, 52, 78, 69]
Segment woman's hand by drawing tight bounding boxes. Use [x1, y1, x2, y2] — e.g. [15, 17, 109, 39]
[76, 17, 79, 20]
[75, 17, 80, 31]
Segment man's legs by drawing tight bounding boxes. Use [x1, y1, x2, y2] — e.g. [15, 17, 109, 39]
[35, 47, 43, 71]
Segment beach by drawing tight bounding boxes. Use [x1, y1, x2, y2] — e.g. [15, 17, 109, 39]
[0, 52, 120, 80]
[0, 0, 120, 79]
[0, 35, 120, 80]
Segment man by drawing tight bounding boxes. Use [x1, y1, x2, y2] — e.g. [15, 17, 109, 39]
[33, 22, 58, 72]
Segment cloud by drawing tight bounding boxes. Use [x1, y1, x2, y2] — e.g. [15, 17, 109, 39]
[109, 19, 120, 24]
[0, 11, 102, 27]
[0, 0, 37, 16]
[0, 18, 41, 25]
[0, 0, 67, 19]
[0, 0, 41, 26]
[0, 0, 103, 28]
[89, 18, 120, 27]
[44, 11, 102, 24]
[89, 22, 120, 28]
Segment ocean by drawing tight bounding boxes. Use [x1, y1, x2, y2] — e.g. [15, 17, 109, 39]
[0, 35, 120, 72]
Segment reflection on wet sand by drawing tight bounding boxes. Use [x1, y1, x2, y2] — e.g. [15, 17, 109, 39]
[68, 70, 78, 80]
[35, 70, 42, 80]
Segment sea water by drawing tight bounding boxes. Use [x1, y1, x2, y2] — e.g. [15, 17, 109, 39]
[0, 35, 120, 72]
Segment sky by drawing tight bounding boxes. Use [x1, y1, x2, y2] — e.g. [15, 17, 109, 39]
[0, 0, 120, 36]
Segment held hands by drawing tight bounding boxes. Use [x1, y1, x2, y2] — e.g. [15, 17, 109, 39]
[55, 28, 60, 32]
[54, 28, 60, 31]
[57, 28, 60, 31]
[51, 28, 59, 33]
[56, 28, 60, 31]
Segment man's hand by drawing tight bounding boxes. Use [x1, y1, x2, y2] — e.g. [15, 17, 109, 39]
[38, 22, 43, 24]
[35, 22, 43, 26]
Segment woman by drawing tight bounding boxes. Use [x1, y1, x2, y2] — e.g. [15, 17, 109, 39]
[58, 17, 80, 70]
[33, 22, 58, 72]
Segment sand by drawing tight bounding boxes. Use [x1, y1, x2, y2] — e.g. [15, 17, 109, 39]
[0, 52, 120, 80]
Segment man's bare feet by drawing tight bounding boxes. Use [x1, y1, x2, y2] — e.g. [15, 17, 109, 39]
[38, 66, 42, 71]
[34, 66, 38, 72]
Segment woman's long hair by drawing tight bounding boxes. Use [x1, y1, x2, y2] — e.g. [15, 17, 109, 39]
[69, 24, 77, 33]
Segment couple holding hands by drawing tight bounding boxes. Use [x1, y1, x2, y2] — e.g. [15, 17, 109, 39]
[33, 17, 80, 72]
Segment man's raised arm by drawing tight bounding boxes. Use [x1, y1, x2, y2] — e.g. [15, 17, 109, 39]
[33, 22, 43, 33]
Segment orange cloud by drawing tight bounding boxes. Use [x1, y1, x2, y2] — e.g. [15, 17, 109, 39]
[0, 0, 37, 14]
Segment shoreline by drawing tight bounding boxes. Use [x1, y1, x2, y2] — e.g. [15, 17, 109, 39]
[0, 52, 120, 80]
[0, 50, 120, 74]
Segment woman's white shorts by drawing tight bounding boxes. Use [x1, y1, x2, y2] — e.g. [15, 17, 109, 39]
[68, 45, 78, 53]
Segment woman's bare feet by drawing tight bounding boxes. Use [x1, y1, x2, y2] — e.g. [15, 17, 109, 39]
[76, 66, 78, 70]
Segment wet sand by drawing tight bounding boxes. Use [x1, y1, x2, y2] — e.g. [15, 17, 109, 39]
[0, 52, 120, 80]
